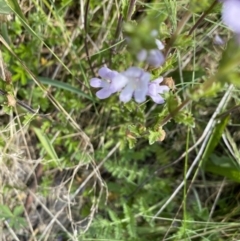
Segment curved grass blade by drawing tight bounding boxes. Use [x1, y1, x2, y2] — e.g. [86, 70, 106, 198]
[201, 115, 229, 168]
[37, 77, 95, 101]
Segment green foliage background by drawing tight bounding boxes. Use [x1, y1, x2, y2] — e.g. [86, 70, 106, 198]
[0, 0, 240, 240]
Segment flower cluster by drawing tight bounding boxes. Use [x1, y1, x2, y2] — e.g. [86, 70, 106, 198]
[90, 67, 169, 104]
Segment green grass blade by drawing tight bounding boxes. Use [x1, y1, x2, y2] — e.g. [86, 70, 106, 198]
[5, 0, 25, 19]
[37, 77, 95, 101]
[33, 127, 59, 161]
[204, 161, 240, 183]
[201, 115, 230, 168]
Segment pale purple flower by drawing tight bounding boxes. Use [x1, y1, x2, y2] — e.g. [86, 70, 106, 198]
[90, 67, 127, 99]
[221, 0, 240, 34]
[137, 39, 165, 68]
[119, 67, 150, 103]
[147, 77, 169, 104]
[147, 49, 165, 68]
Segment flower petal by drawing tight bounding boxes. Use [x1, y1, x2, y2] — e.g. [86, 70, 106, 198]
[134, 74, 149, 103]
[90, 78, 104, 88]
[137, 49, 147, 62]
[147, 49, 165, 67]
[98, 67, 119, 80]
[222, 0, 240, 34]
[152, 77, 164, 84]
[111, 74, 128, 92]
[140, 71, 151, 83]
[123, 67, 143, 78]
[156, 85, 169, 94]
[150, 94, 165, 104]
[96, 88, 113, 99]
[119, 84, 134, 103]
[148, 83, 157, 96]
[155, 39, 164, 50]
[98, 67, 112, 79]
[134, 89, 147, 103]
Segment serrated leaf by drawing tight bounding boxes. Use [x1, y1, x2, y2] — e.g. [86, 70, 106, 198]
[174, 110, 195, 127]
[0, 0, 12, 14]
[167, 93, 181, 114]
[127, 136, 136, 149]
[128, 125, 140, 137]
[148, 129, 165, 145]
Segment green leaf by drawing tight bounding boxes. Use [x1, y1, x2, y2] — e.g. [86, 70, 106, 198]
[202, 115, 229, 168]
[190, 0, 212, 13]
[174, 110, 195, 127]
[5, 0, 25, 19]
[0, 205, 13, 219]
[121, 0, 128, 19]
[205, 155, 240, 182]
[127, 136, 136, 149]
[13, 205, 24, 216]
[148, 128, 165, 145]
[167, 93, 181, 114]
[123, 203, 136, 238]
[127, 125, 140, 137]
[37, 77, 95, 101]
[34, 127, 59, 162]
[8, 216, 27, 229]
[218, 38, 240, 76]
[0, 0, 12, 14]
